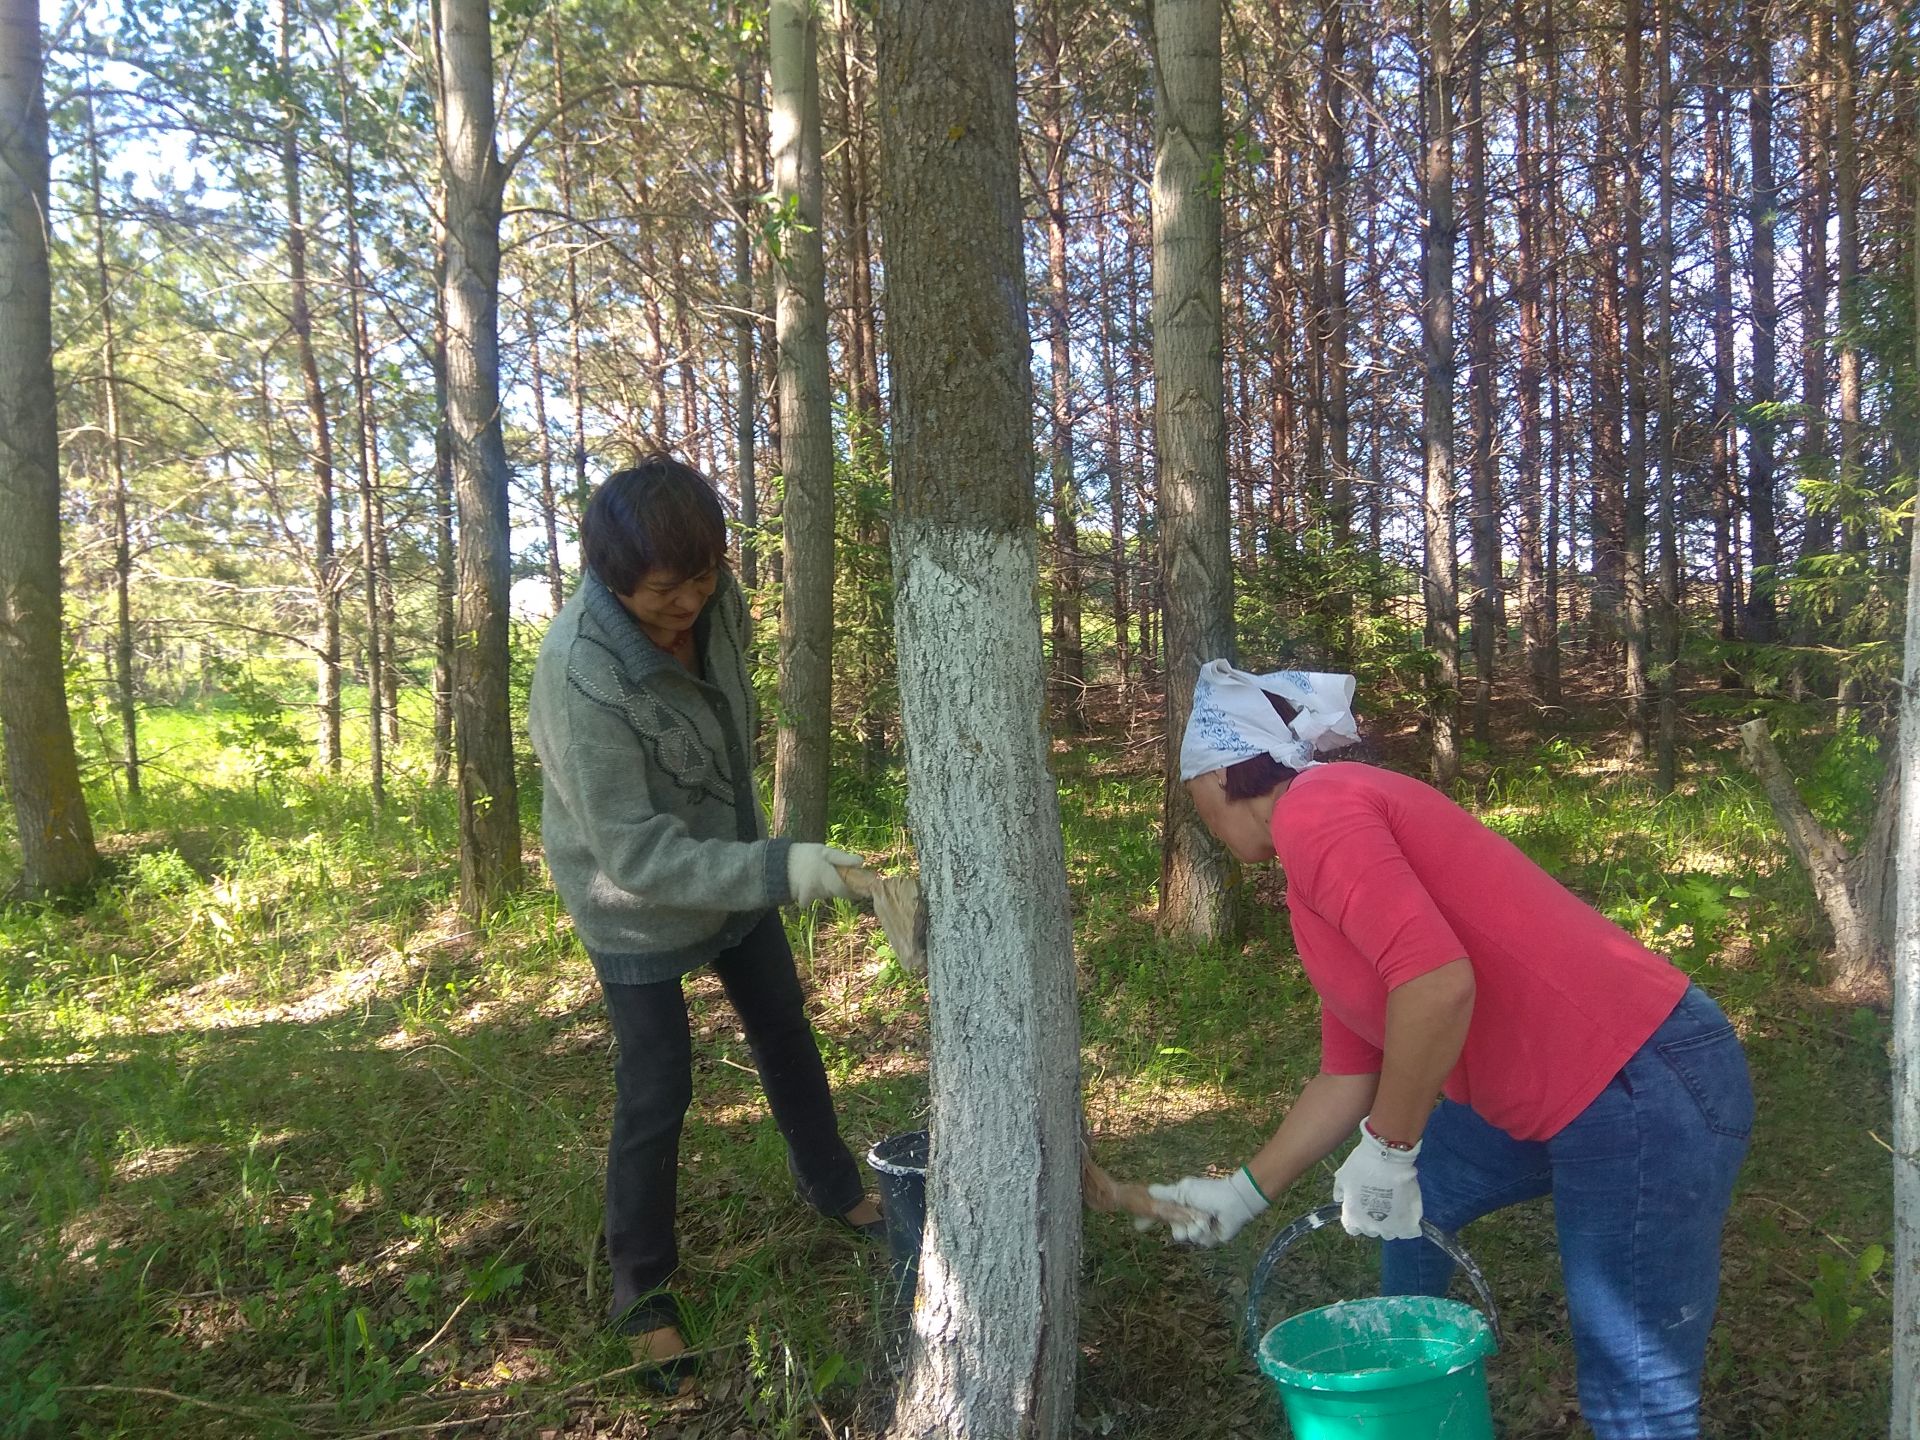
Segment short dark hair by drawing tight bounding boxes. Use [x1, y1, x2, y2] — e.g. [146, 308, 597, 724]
[1221, 690, 1302, 801]
[581, 454, 728, 596]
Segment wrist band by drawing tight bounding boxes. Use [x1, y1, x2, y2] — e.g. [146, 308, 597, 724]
[1239, 1165, 1272, 1205]
[1362, 1117, 1419, 1153]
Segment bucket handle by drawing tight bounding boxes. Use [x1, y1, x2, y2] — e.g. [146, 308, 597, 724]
[1243, 1204, 1503, 1355]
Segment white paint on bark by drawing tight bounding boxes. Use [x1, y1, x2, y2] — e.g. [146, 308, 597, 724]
[1891, 490, 1920, 1436]
[890, 523, 1080, 1440]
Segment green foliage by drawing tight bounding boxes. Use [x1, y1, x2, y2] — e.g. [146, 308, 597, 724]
[207, 661, 311, 790]
[1234, 526, 1429, 712]
[1801, 1244, 1886, 1351]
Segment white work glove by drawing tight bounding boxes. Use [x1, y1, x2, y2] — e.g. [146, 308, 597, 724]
[1146, 1167, 1270, 1248]
[1332, 1118, 1424, 1241]
[786, 843, 863, 905]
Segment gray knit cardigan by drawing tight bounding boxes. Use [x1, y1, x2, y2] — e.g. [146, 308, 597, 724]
[526, 572, 793, 984]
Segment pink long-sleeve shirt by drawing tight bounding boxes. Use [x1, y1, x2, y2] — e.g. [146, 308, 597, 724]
[1272, 763, 1689, 1142]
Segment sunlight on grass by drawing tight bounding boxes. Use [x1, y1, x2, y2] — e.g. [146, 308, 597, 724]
[0, 690, 1895, 1436]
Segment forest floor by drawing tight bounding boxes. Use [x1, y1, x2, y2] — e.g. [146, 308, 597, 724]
[0, 668, 1895, 1438]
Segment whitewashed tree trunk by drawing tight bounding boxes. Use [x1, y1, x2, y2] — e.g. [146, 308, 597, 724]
[1889, 146, 1920, 1440]
[436, 0, 523, 912]
[1152, 0, 1240, 942]
[770, 0, 834, 843]
[0, 0, 97, 893]
[872, 1, 1080, 1433]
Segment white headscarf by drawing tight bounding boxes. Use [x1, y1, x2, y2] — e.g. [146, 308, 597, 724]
[1179, 661, 1361, 781]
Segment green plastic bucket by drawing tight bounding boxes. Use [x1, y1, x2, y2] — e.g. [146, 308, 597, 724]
[1255, 1294, 1496, 1439]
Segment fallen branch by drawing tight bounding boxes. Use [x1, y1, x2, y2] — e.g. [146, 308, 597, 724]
[1737, 718, 1886, 996]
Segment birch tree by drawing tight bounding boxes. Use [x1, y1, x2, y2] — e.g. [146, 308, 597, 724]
[872, 0, 1081, 1431]
[770, 0, 834, 844]
[1154, 0, 1239, 941]
[436, 0, 523, 911]
[0, 0, 97, 893]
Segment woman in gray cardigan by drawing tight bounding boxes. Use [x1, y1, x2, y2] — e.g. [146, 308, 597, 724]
[527, 456, 881, 1382]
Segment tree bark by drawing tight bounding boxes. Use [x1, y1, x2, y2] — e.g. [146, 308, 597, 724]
[1320, 0, 1352, 543]
[548, 3, 590, 528]
[1513, 0, 1549, 701]
[1039, 0, 1086, 731]
[336, 27, 385, 811]
[1153, 0, 1240, 941]
[1093, 141, 1131, 700]
[1832, 0, 1864, 713]
[872, 3, 1081, 1433]
[1744, 0, 1781, 645]
[731, 22, 760, 590]
[1797, 5, 1834, 678]
[1653, 0, 1679, 791]
[770, 0, 835, 845]
[1890, 81, 1920, 1428]
[1706, 64, 1743, 677]
[1621, 0, 1650, 759]
[437, 0, 523, 911]
[526, 299, 566, 617]
[0, 0, 97, 892]
[432, 189, 456, 789]
[1421, 0, 1461, 787]
[280, 0, 340, 772]
[82, 54, 138, 800]
[1465, 0, 1496, 745]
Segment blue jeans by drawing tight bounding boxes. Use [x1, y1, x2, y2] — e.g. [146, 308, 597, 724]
[1382, 984, 1752, 1439]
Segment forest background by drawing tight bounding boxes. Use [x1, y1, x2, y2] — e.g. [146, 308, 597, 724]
[0, 0, 1915, 1433]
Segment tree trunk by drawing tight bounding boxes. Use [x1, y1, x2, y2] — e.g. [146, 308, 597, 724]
[82, 56, 138, 800]
[1832, 0, 1864, 713]
[1153, 0, 1240, 941]
[1513, 0, 1549, 701]
[1465, 0, 1496, 746]
[1891, 86, 1920, 1429]
[432, 199, 456, 788]
[280, 0, 340, 772]
[732, 23, 760, 590]
[1421, 0, 1461, 788]
[1744, 0, 1780, 645]
[336, 28, 385, 811]
[0, 0, 97, 892]
[1321, 0, 1352, 543]
[770, 0, 835, 845]
[1541, 0, 1564, 704]
[526, 299, 566, 617]
[1798, 5, 1833, 667]
[1039, 0, 1085, 731]
[548, 3, 590, 528]
[1653, 0, 1678, 792]
[871, 4, 1081, 1433]
[1590, 66, 1625, 660]
[437, 0, 523, 911]
[1706, 66, 1743, 678]
[1621, 0, 1650, 760]
[1094, 145, 1132, 701]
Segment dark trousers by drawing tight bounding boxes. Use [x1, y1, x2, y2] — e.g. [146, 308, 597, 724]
[599, 912, 864, 1333]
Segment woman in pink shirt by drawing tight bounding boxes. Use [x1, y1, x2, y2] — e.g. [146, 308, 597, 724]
[1146, 662, 1751, 1440]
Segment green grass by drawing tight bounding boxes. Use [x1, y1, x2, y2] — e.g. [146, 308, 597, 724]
[0, 684, 1894, 1437]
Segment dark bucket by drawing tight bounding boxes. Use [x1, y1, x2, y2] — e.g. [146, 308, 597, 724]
[865, 1130, 928, 1296]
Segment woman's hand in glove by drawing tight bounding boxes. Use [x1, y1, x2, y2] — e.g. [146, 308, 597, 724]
[787, 843, 864, 905]
[1146, 1167, 1269, 1247]
[1331, 1118, 1424, 1240]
